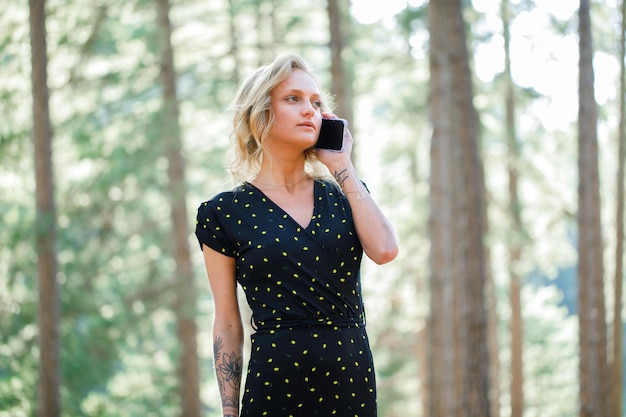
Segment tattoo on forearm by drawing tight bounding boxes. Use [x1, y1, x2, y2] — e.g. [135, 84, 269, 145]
[334, 169, 349, 187]
[214, 336, 242, 411]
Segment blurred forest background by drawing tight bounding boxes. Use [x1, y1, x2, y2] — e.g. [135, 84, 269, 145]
[2, 0, 626, 416]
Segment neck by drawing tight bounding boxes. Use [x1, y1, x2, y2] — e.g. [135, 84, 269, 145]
[253, 150, 308, 188]
[252, 172, 309, 188]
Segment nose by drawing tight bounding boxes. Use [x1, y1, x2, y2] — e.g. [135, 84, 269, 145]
[301, 100, 315, 116]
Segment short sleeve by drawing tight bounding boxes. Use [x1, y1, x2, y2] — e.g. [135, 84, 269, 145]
[195, 198, 237, 257]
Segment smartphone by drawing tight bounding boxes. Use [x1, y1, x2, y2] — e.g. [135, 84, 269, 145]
[315, 118, 344, 150]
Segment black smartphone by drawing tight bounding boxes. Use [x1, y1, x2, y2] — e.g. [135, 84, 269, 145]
[315, 118, 344, 150]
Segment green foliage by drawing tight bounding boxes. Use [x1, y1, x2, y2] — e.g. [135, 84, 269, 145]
[520, 286, 578, 417]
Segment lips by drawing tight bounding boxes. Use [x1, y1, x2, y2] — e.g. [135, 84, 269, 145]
[298, 121, 315, 128]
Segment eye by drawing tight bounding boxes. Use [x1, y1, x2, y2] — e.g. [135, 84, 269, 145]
[286, 96, 298, 102]
[313, 100, 322, 108]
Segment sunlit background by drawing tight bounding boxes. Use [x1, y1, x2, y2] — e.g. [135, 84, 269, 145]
[1, 0, 624, 416]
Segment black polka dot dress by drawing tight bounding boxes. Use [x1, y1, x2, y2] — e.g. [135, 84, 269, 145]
[195, 180, 377, 417]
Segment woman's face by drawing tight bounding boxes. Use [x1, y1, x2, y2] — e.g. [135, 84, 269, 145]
[267, 69, 323, 150]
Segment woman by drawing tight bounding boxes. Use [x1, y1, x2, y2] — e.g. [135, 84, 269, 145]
[195, 52, 398, 417]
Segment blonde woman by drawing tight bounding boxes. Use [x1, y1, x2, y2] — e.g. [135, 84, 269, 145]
[196, 52, 398, 417]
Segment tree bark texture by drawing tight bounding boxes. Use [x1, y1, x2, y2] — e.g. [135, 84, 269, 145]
[577, 1, 613, 416]
[502, 2, 524, 417]
[327, 0, 354, 130]
[428, 1, 491, 416]
[156, 0, 201, 416]
[30, 0, 61, 415]
[255, 0, 277, 65]
[227, 0, 241, 83]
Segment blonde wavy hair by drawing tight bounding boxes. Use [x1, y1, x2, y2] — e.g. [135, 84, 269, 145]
[227, 53, 334, 184]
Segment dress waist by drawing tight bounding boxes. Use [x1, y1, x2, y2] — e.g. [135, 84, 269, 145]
[253, 315, 365, 332]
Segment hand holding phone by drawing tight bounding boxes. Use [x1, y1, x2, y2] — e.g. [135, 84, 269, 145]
[315, 118, 345, 150]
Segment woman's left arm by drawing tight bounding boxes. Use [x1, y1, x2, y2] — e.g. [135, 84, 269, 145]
[317, 118, 399, 265]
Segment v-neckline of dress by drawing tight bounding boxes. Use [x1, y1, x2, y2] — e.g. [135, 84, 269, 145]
[245, 180, 318, 231]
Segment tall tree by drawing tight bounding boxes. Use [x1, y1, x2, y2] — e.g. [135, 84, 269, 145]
[502, 1, 524, 416]
[255, 0, 277, 65]
[156, 0, 201, 415]
[29, 0, 60, 415]
[612, 0, 626, 415]
[227, 0, 241, 83]
[577, 1, 613, 416]
[327, 0, 354, 130]
[427, 0, 491, 416]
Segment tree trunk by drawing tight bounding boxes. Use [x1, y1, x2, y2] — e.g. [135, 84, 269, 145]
[327, 0, 354, 130]
[227, 0, 240, 83]
[502, 1, 524, 417]
[255, 0, 277, 65]
[30, 0, 60, 415]
[612, 0, 626, 415]
[155, 1, 201, 416]
[484, 248, 500, 417]
[428, 1, 491, 416]
[577, 1, 613, 416]
[428, 0, 463, 413]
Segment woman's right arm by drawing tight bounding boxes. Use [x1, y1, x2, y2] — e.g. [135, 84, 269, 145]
[202, 244, 243, 417]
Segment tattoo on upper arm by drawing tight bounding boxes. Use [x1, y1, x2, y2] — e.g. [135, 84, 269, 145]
[214, 336, 243, 410]
[334, 169, 349, 187]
